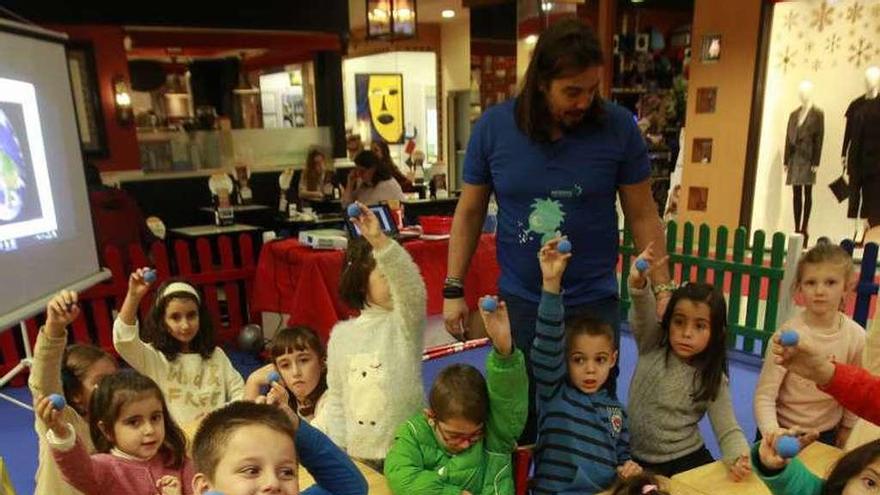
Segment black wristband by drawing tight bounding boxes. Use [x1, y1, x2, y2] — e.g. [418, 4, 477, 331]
[443, 285, 464, 299]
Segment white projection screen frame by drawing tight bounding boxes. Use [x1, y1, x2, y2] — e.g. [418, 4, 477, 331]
[0, 19, 110, 332]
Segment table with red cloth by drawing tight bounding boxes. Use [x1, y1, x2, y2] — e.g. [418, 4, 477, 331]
[252, 234, 499, 341]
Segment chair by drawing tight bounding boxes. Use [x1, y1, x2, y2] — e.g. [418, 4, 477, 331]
[514, 444, 534, 495]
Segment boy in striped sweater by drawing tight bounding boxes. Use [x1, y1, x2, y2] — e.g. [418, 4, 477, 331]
[531, 238, 642, 494]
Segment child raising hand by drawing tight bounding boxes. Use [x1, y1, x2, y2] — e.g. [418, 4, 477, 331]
[627, 243, 751, 480]
[531, 237, 640, 493]
[29, 290, 118, 494]
[114, 269, 244, 425]
[384, 294, 527, 494]
[321, 202, 427, 470]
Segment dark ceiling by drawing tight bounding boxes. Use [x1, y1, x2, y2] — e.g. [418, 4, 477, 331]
[1, 0, 693, 41]
[621, 0, 694, 10]
[468, 0, 693, 41]
[0, 1, 350, 33]
[471, 2, 517, 41]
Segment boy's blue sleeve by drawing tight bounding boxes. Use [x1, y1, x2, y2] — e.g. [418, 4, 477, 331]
[298, 420, 368, 495]
[616, 408, 632, 463]
[530, 291, 566, 404]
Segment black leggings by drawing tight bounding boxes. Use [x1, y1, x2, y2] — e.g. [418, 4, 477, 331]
[634, 445, 715, 477]
[793, 185, 813, 233]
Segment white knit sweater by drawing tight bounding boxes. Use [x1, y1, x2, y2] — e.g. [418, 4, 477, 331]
[318, 239, 427, 460]
[113, 318, 245, 425]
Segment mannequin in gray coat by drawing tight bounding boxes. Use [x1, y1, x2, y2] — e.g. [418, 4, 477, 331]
[784, 80, 824, 243]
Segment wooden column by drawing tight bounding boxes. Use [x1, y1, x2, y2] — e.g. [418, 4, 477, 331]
[596, 0, 616, 97]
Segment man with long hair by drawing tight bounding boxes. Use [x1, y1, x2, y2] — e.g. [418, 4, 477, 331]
[442, 18, 672, 444]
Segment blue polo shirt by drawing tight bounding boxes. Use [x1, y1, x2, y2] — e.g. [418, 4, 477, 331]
[463, 99, 650, 305]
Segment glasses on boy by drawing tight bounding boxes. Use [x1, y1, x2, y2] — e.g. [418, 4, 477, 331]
[434, 421, 485, 447]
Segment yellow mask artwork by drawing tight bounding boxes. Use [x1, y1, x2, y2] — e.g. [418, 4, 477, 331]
[367, 74, 403, 143]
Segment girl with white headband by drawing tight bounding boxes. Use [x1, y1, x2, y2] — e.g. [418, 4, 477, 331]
[113, 270, 244, 426]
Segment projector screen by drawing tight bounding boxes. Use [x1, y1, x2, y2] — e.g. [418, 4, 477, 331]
[0, 20, 108, 331]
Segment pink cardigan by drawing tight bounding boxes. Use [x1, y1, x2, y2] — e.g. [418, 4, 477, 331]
[754, 312, 865, 436]
[49, 424, 194, 495]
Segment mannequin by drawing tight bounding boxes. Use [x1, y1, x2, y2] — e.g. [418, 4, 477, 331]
[784, 80, 824, 244]
[842, 66, 880, 233]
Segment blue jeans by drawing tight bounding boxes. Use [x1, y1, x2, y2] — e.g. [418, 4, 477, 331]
[501, 292, 621, 445]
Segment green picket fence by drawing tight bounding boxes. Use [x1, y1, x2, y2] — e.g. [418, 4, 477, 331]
[619, 221, 794, 355]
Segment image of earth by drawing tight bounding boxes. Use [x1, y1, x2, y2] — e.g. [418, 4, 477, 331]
[0, 108, 25, 222]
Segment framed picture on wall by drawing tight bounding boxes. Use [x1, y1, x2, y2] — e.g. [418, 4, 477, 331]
[696, 87, 718, 113]
[692, 138, 714, 163]
[66, 43, 108, 158]
[355, 73, 404, 144]
[701, 34, 722, 63]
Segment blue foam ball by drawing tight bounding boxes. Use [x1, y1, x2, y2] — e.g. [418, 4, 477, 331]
[347, 203, 362, 218]
[780, 330, 799, 347]
[480, 298, 498, 312]
[635, 258, 650, 273]
[557, 239, 572, 254]
[777, 435, 800, 459]
[48, 393, 66, 410]
[267, 371, 281, 384]
[143, 269, 157, 283]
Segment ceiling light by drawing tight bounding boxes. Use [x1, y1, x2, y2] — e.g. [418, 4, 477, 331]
[441, 9, 455, 18]
[525, 34, 538, 45]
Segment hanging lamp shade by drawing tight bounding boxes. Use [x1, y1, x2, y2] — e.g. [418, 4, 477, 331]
[366, 0, 417, 40]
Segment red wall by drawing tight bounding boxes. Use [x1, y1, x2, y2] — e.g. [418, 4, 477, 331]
[48, 24, 140, 171]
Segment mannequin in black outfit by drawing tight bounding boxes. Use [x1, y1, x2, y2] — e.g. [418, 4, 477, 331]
[842, 66, 880, 232]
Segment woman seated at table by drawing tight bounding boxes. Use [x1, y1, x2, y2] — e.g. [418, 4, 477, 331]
[371, 140, 416, 193]
[299, 148, 329, 203]
[342, 150, 404, 206]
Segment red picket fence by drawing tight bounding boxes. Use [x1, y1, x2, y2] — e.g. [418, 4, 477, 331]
[0, 234, 258, 386]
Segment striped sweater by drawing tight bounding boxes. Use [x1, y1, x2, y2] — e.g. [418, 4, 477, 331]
[530, 291, 631, 494]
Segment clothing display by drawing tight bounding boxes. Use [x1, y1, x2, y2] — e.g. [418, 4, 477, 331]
[784, 106, 824, 186]
[784, 104, 823, 238]
[843, 95, 880, 220]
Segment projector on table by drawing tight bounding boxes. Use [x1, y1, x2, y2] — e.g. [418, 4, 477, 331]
[298, 229, 348, 250]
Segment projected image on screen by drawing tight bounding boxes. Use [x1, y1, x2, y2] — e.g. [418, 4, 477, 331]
[1, 104, 38, 223]
[0, 78, 57, 250]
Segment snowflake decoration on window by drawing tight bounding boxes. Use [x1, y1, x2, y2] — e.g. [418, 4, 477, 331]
[848, 38, 874, 67]
[812, 59, 822, 72]
[844, 2, 864, 24]
[810, 3, 835, 32]
[776, 46, 798, 73]
[783, 11, 799, 31]
[826, 33, 842, 54]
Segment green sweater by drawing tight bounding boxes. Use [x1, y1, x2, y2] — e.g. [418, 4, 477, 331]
[384, 348, 528, 495]
[750, 441, 824, 495]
